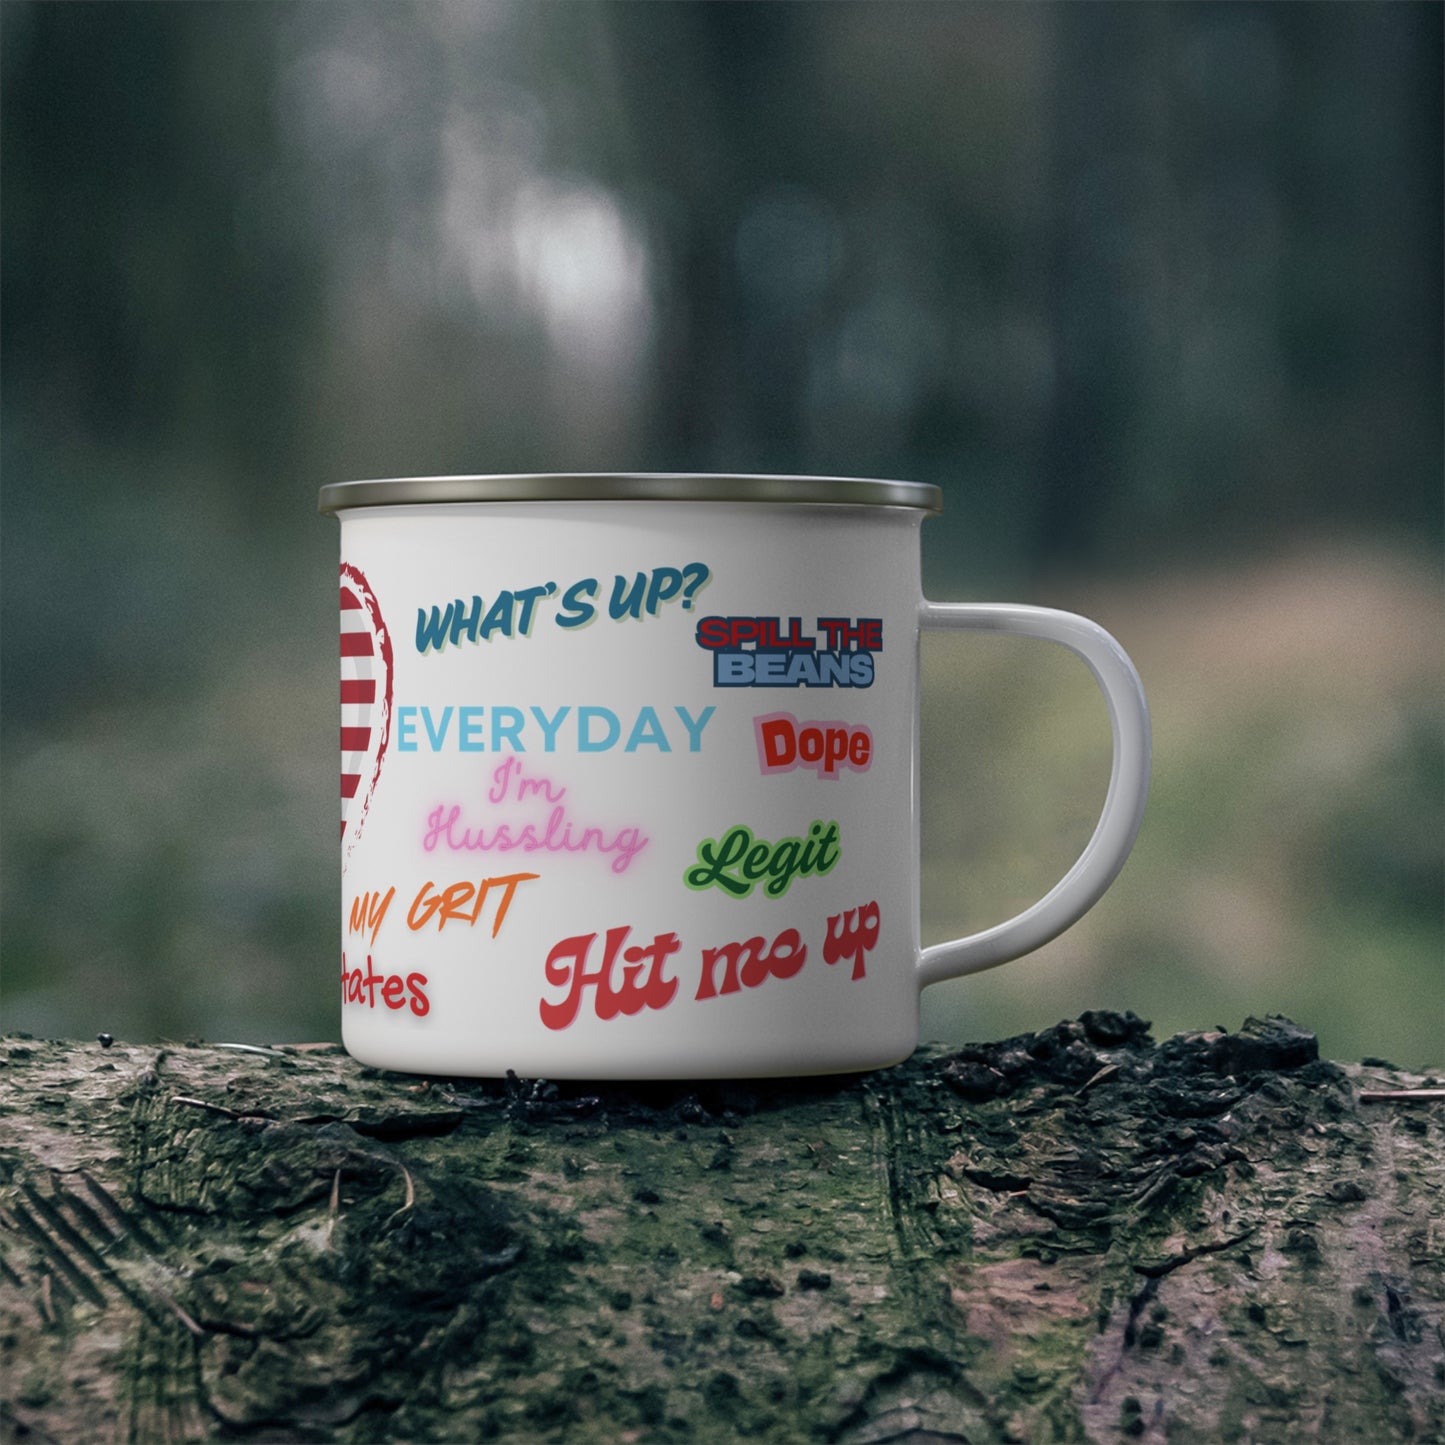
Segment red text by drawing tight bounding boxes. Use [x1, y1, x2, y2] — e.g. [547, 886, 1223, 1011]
[540, 927, 681, 1030]
[822, 900, 881, 980]
[817, 617, 882, 650]
[341, 952, 430, 1016]
[696, 928, 807, 1000]
[755, 711, 873, 779]
[695, 616, 817, 650]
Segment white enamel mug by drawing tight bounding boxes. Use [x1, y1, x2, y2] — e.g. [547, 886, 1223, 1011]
[319, 475, 1150, 1079]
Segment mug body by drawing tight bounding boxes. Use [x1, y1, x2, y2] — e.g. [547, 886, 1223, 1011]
[328, 480, 935, 1078]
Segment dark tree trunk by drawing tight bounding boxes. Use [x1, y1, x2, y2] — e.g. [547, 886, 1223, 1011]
[2, 1014, 1441, 1443]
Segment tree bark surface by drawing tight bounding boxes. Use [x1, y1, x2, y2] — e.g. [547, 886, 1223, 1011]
[1, 1014, 1441, 1444]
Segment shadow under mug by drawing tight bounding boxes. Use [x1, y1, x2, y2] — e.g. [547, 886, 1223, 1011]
[319, 474, 1151, 1079]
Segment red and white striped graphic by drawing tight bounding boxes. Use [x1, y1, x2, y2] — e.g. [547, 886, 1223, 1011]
[339, 562, 393, 864]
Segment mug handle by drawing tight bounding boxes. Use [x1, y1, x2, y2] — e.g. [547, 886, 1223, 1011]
[917, 602, 1152, 986]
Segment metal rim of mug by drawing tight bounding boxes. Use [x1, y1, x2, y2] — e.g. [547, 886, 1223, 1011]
[317, 473, 943, 515]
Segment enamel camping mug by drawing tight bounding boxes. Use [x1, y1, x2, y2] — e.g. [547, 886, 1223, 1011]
[319, 474, 1151, 1079]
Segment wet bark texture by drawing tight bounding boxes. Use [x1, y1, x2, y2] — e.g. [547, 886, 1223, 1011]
[2, 1014, 1441, 1444]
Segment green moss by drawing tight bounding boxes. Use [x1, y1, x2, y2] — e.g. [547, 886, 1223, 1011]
[3, 1030, 1442, 1443]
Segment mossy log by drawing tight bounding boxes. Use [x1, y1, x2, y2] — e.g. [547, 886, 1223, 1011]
[1, 1015, 1441, 1444]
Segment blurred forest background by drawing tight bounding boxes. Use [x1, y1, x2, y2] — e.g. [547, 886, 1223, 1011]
[2, 2, 1440, 1066]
